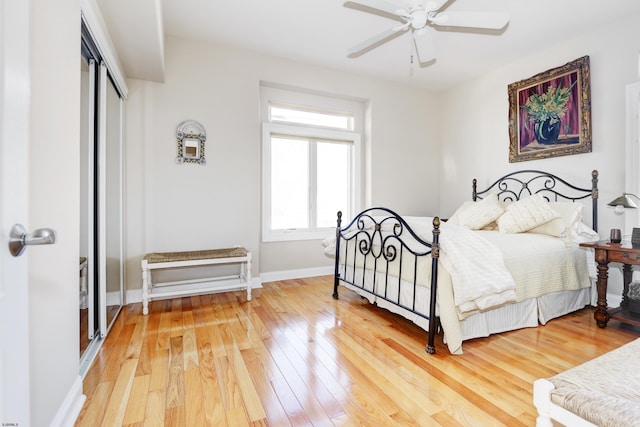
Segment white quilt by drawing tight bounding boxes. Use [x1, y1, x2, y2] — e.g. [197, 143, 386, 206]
[437, 222, 516, 316]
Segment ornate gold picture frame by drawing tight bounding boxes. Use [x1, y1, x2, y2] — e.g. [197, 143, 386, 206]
[508, 56, 591, 163]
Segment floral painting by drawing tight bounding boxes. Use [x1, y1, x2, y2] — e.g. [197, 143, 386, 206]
[508, 56, 591, 163]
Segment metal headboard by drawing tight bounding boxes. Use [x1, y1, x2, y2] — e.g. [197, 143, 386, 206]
[472, 170, 599, 232]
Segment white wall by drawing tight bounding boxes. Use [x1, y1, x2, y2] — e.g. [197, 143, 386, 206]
[29, 0, 81, 424]
[124, 36, 440, 289]
[438, 13, 640, 297]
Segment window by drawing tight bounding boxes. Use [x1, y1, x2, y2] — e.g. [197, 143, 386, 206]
[261, 87, 362, 242]
[269, 104, 353, 130]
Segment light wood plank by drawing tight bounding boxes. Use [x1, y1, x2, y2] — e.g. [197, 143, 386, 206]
[76, 382, 113, 426]
[214, 353, 243, 411]
[135, 309, 159, 376]
[229, 343, 267, 422]
[240, 347, 292, 427]
[166, 336, 185, 409]
[155, 311, 172, 351]
[100, 358, 137, 427]
[182, 327, 199, 371]
[184, 368, 205, 427]
[122, 374, 150, 425]
[194, 323, 227, 425]
[148, 348, 169, 392]
[144, 389, 166, 426]
[165, 405, 185, 426]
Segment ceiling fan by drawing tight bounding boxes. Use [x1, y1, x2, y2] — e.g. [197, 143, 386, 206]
[344, 0, 509, 64]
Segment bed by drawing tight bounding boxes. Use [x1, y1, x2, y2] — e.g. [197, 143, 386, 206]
[326, 170, 600, 355]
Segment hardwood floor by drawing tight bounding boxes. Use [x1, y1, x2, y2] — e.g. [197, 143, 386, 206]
[76, 275, 639, 426]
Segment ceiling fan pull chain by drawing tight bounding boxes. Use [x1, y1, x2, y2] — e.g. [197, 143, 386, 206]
[409, 37, 415, 77]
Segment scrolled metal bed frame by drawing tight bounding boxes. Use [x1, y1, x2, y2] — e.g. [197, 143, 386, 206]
[332, 170, 599, 355]
[332, 208, 441, 353]
[473, 169, 599, 232]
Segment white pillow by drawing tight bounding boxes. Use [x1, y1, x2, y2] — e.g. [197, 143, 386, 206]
[528, 202, 584, 238]
[571, 221, 600, 243]
[446, 201, 473, 225]
[497, 194, 560, 234]
[456, 193, 505, 230]
[551, 202, 584, 230]
[527, 215, 565, 237]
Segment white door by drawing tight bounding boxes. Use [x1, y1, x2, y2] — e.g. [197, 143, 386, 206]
[0, 0, 32, 424]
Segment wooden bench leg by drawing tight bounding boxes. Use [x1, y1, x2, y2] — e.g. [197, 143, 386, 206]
[141, 260, 149, 315]
[533, 379, 555, 427]
[246, 252, 252, 301]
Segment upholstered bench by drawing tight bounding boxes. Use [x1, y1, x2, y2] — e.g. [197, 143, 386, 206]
[533, 338, 640, 427]
[141, 247, 251, 315]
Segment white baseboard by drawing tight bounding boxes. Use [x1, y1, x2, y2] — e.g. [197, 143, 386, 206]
[50, 375, 86, 427]
[125, 276, 263, 304]
[106, 290, 121, 306]
[260, 266, 333, 283]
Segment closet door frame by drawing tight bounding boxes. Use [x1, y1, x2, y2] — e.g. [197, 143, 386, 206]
[97, 63, 124, 338]
[85, 56, 97, 341]
[97, 62, 108, 338]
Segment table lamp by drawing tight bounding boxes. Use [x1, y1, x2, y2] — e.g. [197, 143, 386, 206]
[607, 192, 639, 214]
[608, 192, 640, 246]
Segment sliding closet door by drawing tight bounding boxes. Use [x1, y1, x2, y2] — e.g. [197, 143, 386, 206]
[98, 63, 124, 337]
[80, 54, 98, 357]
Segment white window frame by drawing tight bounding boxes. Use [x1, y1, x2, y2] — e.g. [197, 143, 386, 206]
[262, 122, 361, 242]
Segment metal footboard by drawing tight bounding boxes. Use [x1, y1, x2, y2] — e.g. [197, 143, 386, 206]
[332, 207, 441, 354]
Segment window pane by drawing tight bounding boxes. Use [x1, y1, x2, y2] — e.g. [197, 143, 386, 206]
[271, 137, 309, 229]
[270, 105, 352, 130]
[317, 142, 349, 228]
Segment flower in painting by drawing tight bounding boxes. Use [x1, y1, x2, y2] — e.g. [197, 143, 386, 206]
[521, 80, 577, 125]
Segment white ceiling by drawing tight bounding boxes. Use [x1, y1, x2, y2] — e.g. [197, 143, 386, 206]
[99, 0, 640, 91]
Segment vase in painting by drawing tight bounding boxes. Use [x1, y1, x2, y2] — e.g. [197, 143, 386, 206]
[534, 117, 561, 144]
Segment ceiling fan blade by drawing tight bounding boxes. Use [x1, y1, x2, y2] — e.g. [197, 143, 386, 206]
[348, 24, 408, 55]
[413, 28, 436, 63]
[423, 0, 448, 13]
[431, 11, 510, 30]
[343, 0, 404, 17]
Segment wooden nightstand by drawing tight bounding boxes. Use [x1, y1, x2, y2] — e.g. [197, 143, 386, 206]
[580, 240, 640, 328]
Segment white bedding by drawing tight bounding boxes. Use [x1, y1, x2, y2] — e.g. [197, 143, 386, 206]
[326, 218, 518, 315]
[326, 215, 598, 354]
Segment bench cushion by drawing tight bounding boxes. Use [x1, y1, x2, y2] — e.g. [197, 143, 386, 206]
[143, 247, 247, 264]
[549, 338, 640, 427]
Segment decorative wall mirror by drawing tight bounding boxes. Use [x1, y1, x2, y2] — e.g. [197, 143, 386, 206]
[176, 120, 206, 164]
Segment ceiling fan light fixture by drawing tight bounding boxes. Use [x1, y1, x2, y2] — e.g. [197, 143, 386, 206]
[410, 10, 429, 29]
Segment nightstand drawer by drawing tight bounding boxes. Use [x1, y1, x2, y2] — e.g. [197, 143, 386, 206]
[608, 250, 640, 264]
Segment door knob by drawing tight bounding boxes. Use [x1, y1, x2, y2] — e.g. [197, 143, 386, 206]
[9, 223, 57, 257]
